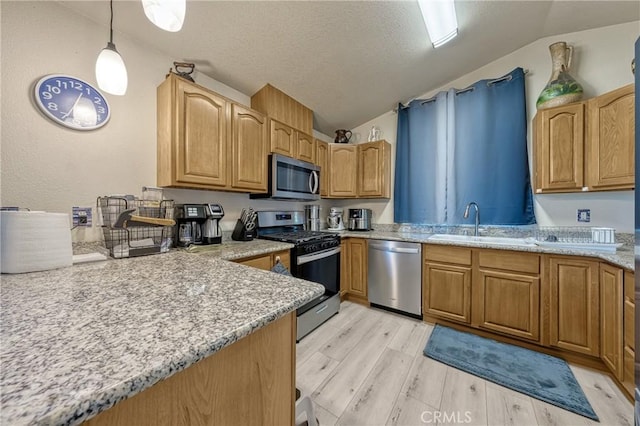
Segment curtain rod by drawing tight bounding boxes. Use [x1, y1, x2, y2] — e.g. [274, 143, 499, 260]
[394, 68, 529, 112]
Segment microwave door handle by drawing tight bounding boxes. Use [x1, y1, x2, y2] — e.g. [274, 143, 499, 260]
[308, 171, 314, 194]
[312, 171, 319, 194]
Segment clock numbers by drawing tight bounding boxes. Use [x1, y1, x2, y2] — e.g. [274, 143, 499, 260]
[35, 74, 110, 130]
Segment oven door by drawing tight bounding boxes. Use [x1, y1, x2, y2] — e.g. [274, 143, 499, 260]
[294, 246, 340, 294]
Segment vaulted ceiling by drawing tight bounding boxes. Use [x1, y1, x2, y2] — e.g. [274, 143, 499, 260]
[60, 1, 639, 135]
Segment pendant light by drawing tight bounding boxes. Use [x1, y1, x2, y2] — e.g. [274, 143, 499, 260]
[95, 0, 128, 96]
[142, 0, 186, 32]
[418, 0, 458, 48]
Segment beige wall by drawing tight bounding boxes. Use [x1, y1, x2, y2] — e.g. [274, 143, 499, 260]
[0, 2, 331, 242]
[346, 21, 637, 233]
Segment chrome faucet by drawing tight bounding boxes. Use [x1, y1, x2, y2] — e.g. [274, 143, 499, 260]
[463, 202, 480, 236]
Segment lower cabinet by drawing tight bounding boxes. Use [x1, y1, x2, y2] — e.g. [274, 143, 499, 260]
[236, 250, 291, 271]
[548, 256, 600, 356]
[623, 271, 635, 395]
[600, 263, 624, 378]
[341, 238, 368, 303]
[423, 245, 472, 324]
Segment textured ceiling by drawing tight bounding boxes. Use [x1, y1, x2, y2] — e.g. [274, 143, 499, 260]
[59, 1, 639, 136]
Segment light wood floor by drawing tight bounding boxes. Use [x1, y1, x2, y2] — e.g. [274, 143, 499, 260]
[296, 301, 633, 426]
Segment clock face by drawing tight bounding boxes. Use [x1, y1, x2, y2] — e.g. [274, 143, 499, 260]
[34, 75, 110, 130]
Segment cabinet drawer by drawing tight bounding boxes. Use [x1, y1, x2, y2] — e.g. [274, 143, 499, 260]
[237, 255, 272, 271]
[624, 299, 634, 349]
[478, 250, 539, 274]
[624, 270, 634, 301]
[424, 245, 471, 265]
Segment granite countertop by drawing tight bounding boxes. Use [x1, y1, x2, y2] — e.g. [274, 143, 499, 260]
[0, 250, 324, 426]
[183, 238, 294, 260]
[337, 230, 634, 271]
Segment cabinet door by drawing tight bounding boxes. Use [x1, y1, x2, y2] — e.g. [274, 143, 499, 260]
[424, 262, 471, 323]
[549, 257, 600, 356]
[346, 238, 367, 300]
[270, 119, 296, 157]
[230, 104, 268, 192]
[329, 145, 357, 197]
[175, 78, 228, 187]
[534, 103, 585, 193]
[623, 271, 635, 394]
[296, 131, 316, 163]
[357, 141, 390, 198]
[237, 255, 272, 271]
[586, 84, 635, 190]
[476, 269, 540, 341]
[316, 140, 329, 197]
[600, 263, 623, 378]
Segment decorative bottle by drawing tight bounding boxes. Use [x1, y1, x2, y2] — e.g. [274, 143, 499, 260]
[536, 41, 584, 110]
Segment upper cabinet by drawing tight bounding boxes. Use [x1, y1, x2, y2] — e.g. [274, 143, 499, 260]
[327, 140, 391, 199]
[157, 74, 267, 193]
[251, 84, 313, 135]
[267, 118, 315, 164]
[586, 85, 635, 190]
[533, 84, 635, 193]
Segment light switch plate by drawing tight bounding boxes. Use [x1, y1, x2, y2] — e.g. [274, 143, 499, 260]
[73, 207, 92, 227]
[577, 209, 591, 223]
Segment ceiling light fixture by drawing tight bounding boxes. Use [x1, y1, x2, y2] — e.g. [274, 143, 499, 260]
[142, 0, 186, 32]
[95, 0, 128, 95]
[417, 0, 458, 48]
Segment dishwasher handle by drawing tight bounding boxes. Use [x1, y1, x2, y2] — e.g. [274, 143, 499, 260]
[368, 243, 420, 254]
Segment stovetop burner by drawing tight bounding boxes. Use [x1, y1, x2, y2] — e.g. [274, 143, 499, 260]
[260, 230, 336, 244]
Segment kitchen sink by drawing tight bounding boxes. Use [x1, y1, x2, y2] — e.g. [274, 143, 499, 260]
[428, 234, 536, 247]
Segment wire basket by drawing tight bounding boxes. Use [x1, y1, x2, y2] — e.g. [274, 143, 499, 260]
[97, 196, 174, 258]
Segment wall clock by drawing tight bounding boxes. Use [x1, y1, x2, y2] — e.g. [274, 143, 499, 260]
[34, 74, 110, 130]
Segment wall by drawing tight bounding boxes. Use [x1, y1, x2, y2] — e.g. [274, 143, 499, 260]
[0, 2, 332, 242]
[347, 21, 638, 233]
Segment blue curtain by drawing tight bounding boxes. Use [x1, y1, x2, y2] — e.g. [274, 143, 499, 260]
[394, 67, 535, 225]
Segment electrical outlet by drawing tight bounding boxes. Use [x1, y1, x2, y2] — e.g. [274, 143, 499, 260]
[73, 207, 92, 227]
[577, 209, 591, 223]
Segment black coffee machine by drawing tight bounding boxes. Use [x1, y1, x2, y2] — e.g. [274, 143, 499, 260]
[175, 204, 207, 247]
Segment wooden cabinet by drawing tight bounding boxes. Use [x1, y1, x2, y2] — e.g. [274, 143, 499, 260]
[423, 245, 472, 324]
[342, 238, 368, 303]
[533, 103, 585, 192]
[316, 140, 329, 197]
[268, 118, 315, 164]
[251, 83, 313, 134]
[328, 144, 358, 197]
[474, 250, 540, 341]
[600, 263, 624, 378]
[533, 84, 635, 193]
[327, 140, 391, 199]
[230, 104, 268, 192]
[623, 271, 635, 395]
[357, 140, 391, 198]
[236, 250, 291, 271]
[586, 84, 635, 190]
[548, 256, 600, 356]
[86, 313, 295, 426]
[157, 74, 267, 193]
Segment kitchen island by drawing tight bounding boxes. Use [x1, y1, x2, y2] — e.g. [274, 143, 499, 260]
[0, 249, 324, 425]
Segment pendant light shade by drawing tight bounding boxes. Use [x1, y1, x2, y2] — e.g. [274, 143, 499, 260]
[96, 42, 128, 96]
[418, 0, 458, 48]
[142, 0, 185, 32]
[96, 0, 128, 95]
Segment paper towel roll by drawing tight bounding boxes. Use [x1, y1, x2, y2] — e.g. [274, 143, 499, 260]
[1, 211, 73, 273]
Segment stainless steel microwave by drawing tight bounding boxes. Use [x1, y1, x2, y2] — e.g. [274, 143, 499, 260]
[250, 154, 320, 201]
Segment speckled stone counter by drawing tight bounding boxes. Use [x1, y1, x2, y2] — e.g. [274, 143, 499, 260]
[184, 238, 293, 260]
[0, 251, 324, 426]
[337, 230, 634, 271]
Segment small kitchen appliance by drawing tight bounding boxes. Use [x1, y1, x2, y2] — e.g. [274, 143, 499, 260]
[304, 204, 321, 231]
[250, 154, 320, 201]
[203, 204, 224, 244]
[175, 204, 208, 247]
[256, 210, 341, 341]
[327, 207, 345, 230]
[348, 208, 373, 231]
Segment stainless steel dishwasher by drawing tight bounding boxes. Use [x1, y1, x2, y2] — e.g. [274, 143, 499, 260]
[368, 240, 422, 318]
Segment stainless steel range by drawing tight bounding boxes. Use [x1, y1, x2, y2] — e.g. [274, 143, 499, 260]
[257, 210, 341, 341]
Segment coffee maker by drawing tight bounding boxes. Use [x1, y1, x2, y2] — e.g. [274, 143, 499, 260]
[175, 204, 224, 247]
[327, 207, 345, 230]
[203, 204, 224, 244]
